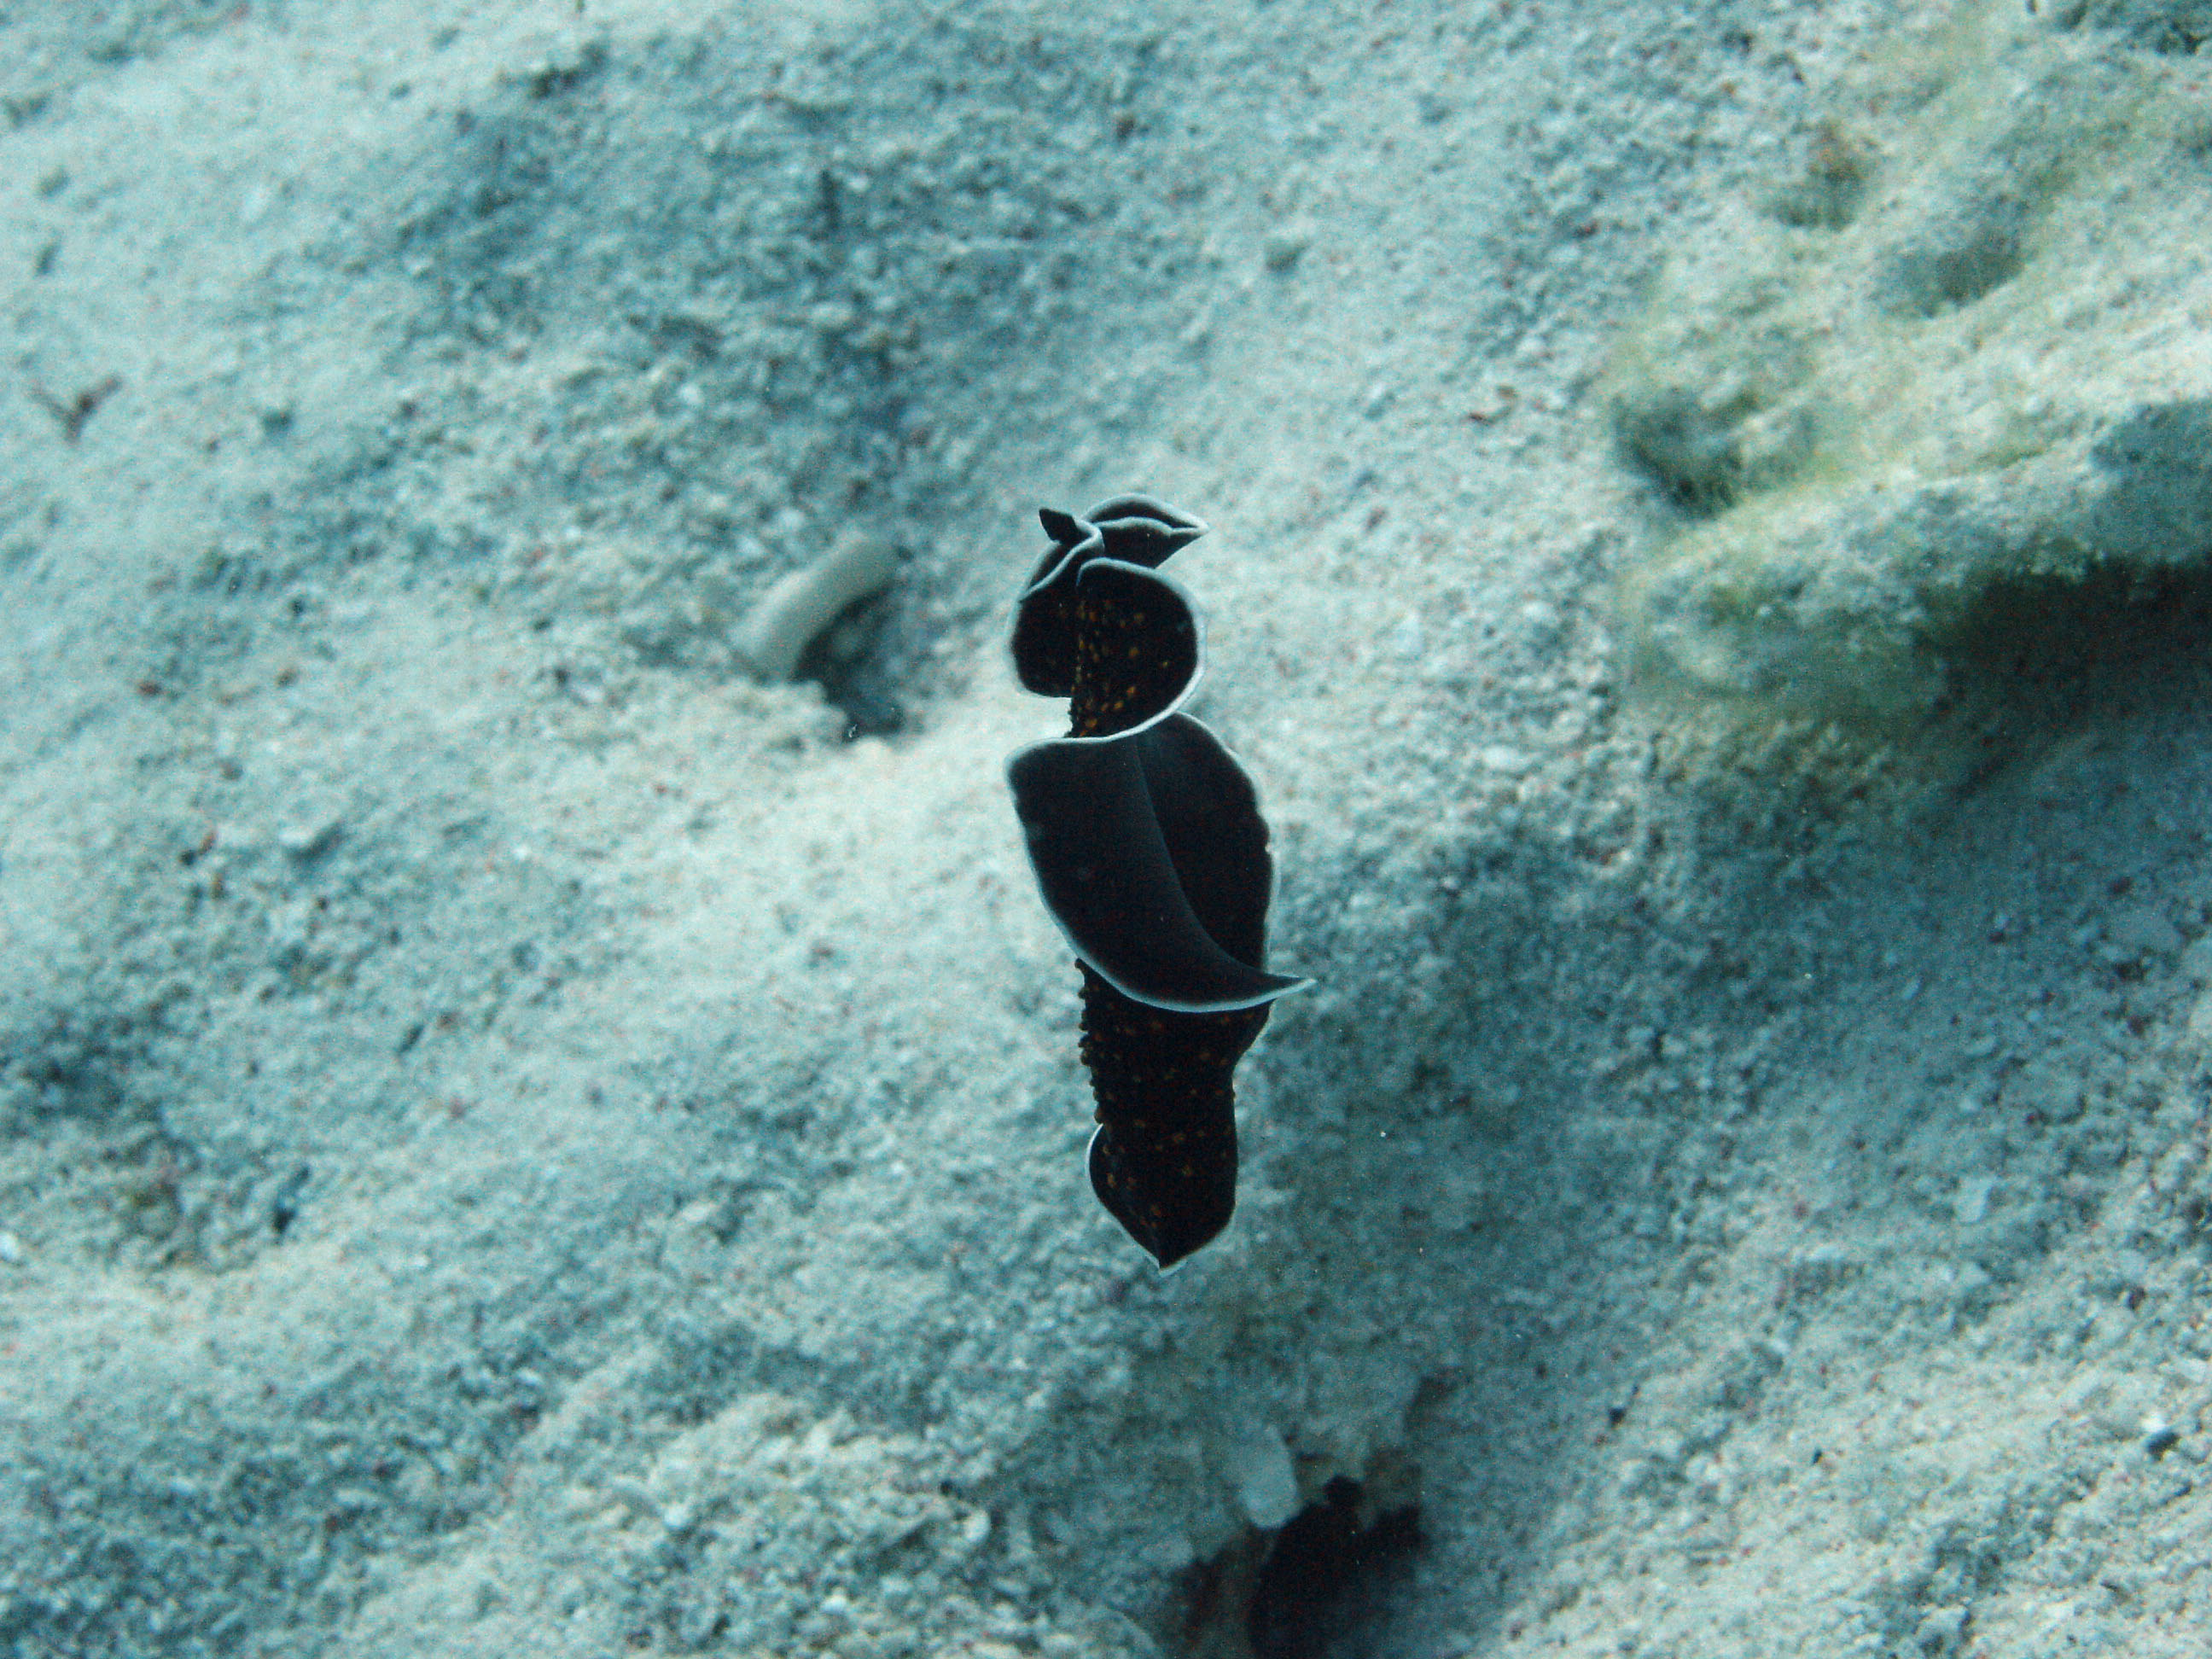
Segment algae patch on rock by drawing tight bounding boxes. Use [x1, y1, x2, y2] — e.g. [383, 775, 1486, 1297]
[1605, 0, 2212, 726]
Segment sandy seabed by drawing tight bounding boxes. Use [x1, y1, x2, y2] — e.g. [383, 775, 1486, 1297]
[4, 1, 2212, 1655]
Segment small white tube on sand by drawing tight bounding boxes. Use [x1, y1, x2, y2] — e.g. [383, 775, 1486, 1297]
[731, 533, 898, 683]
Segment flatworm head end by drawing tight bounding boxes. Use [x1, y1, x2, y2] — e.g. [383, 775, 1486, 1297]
[1011, 498, 1208, 698]
[1082, 496, 1209, 569]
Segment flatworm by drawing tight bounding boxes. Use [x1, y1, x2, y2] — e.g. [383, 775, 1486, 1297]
[1005, 497, 1309, 1268]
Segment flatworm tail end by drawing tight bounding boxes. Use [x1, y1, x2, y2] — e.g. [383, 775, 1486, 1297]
[1080, 965, 1266, 1270]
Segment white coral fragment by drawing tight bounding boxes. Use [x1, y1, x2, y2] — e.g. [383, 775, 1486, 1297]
[731, 533, 898, 683]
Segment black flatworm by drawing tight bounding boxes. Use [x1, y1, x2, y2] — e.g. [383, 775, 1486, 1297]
[1005, 496, 1309, 1269]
